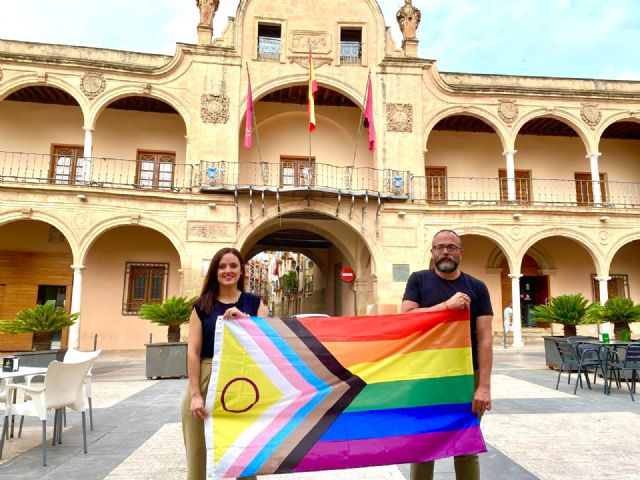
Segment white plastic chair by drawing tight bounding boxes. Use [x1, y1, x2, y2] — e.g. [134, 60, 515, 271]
[0, 358, 95, 466]
[63, 349, 101, 430]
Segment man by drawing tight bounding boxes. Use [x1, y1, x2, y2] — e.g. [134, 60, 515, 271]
[401, 229, 493, 480]
[503, 300, 513, 334]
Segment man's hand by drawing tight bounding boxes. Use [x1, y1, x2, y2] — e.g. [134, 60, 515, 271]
[446, 292, 471, 310]
[472, 385, 491, 415]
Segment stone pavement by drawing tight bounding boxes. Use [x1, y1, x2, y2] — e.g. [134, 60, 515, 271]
[1, 346, 639, 479]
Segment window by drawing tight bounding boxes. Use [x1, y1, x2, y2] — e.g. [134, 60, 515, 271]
[50, 145, 85, 184]
[499, 169, 532, 204]
[425, 167, 447, 202]
[136, 150, 175, 191]
[575, 172, 607, 204]
[123, 262, 169, 314]
[280, 156, 315, 187]
[257, 23, 281, 62]
[340, 28, 362, 64]
[591, 274, 630, 303]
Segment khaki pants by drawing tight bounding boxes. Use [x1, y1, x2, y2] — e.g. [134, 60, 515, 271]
[181, 359, 258, 480]
[410, 373, 482, 480]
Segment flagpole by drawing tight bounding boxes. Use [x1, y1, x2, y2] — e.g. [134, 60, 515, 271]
[246, 62, 263, 162]
[351, 71, 371, 172]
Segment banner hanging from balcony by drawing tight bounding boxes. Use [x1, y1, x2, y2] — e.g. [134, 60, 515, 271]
[308, 49, 318, 132]
[244, 67, 254, 149]
[204, 310, 485, 479]
[364, 72, 376, 151]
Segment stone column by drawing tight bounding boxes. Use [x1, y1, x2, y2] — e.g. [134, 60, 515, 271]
[509, 273, 524, 347]
[68, 264, 85, 349]
[83, 127, 94, 183]
[504, 149, 517, 202]
[587, 152, 602, 204]
[596, 275, 612, 334]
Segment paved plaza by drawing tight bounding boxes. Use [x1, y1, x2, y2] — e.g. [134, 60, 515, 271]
[1, 346, 639, 480]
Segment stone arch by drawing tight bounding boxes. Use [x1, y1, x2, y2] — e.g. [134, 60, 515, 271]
[240, 75, 365, 118]
[487, 244, 555, 272]
[87, 85, 190, 133]
[604, 231, 640, 273]
[245, 245, 327, 274]
[513, 108, 594, 154]
[517, 228, 604, 276]
[0, 75, 89, 125]
[78, 216, 186, 267]
[235, 205, 381, 276]
[423, 106, 509, 152]
[0, 210, 80, 263]
[595, 112, 640, 148]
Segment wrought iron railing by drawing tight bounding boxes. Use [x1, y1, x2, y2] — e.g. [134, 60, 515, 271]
[198, 160, 411, 197]
[340, 41, 362, 64]
[410, 175, 640, 208]
[257, 36, 281, 62]
[0, 151, 194, 192]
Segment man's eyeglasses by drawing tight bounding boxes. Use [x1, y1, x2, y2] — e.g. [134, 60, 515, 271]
[432, 244, 461, 252]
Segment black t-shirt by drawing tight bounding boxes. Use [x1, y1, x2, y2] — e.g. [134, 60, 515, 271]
[195, 291, 261, 358]
[402, 269, 493, 369]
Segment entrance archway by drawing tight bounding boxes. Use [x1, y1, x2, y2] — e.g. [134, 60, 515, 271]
[239, 211, 375, 316]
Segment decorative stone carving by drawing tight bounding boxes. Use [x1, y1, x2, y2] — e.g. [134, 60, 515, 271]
[289, 55, 333, 70]
[142, 83, 152, 95]
[187, 221, 235, 241]
[386, 103, 413, 132]
[498, 99, 518, 124]
[73, 213, 89, 229]
[48, 226, 65, 243]
[130, 214, 141, 224]
[196, 0, 219, 27]
[80, 71, 106, 99]
[200, 94, 229, 124]
[599, 230, 609, 245]
[396, 0, 421, 41]
[289, 31, 332, 55]
[510, 226, 523, 241]
[581, 103, 601, 128]
[21, 208, 33, 218]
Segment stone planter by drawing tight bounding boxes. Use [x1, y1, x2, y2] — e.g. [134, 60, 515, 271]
[145, 342, 188, 379]
[543, 336, 564, 370]
[15, 349, 65, 368]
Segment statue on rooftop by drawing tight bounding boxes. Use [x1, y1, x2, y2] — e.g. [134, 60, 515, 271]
[396, 0, 421, 40]
[196, 0, 219, 27]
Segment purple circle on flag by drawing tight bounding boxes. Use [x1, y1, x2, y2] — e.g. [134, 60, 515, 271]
[221, 377, 260, 413]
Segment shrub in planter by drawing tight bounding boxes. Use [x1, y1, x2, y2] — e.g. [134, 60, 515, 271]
[591, 297, 640, 340]
[139, 296, 196, 343]
[531, 294, 595, 337]
[0, 300, 77, 351]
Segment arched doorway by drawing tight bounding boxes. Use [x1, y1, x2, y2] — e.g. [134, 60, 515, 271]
[0, 220, 74, 351]
[240, 211, 375, 317]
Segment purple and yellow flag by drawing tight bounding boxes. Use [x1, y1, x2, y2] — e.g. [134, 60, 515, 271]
[205, 311, 486, 479]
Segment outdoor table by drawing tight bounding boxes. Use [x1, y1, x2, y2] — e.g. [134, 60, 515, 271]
[1, 366, 48, 438]
[579, 340, 634, 395]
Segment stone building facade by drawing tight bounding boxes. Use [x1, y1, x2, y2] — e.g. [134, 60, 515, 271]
[1, 0, 639, 350]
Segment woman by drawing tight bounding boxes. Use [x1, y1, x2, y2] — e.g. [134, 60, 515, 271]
[182, 247, 267, 480]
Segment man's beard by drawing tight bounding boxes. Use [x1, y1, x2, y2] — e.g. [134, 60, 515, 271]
[435, 257, 459, 273]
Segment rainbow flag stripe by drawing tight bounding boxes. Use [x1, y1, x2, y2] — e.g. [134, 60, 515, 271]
[205, 310, 486, 479]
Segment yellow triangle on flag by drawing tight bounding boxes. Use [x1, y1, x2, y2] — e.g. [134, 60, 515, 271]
[213, 325, 284, 463]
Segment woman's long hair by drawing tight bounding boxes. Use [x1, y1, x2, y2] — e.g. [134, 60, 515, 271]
[196, 247, 245, 315]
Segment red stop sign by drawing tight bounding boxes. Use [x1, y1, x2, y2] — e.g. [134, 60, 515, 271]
[340, 267, 356, 283]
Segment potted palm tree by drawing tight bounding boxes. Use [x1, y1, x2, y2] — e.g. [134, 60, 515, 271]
[532, 294, 595, 369]
[590, 297, 640, 340]
[139, 295, 195, 379]
[0, 300, 77, 366]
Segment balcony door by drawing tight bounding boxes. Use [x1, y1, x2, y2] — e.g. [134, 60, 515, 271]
[499, 169, 532, 204]
[136, 150, 175, 190]
[425, 166, 447, 202]
[280, 156, 315, 187]
[50, 145, 84, 184]
[574, 172, 607, 204]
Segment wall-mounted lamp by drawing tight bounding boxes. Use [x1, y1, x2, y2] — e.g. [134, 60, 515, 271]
[600, 215, 610, 222]
[76, 194, 87, 202]
[207, 202, 217, 209]
[397, 210, 407, 217]
[512, 213, 523, 219]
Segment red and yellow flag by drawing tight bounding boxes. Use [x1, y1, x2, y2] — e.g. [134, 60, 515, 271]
[308, 49, 318, 132]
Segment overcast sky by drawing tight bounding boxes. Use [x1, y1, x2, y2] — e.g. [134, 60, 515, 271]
[1, 1, 639, 80]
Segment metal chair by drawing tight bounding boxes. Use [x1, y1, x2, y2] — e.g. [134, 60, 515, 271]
[609, 343, 640, 401]
[555, 338, 603, 394]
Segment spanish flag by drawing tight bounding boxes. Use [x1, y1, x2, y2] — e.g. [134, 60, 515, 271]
[308, 49, 318, 132]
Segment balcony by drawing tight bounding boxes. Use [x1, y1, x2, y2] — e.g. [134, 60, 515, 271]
[198, 161, 410, 199]
[0, 151, 194, 193]
[410, 176, 640, 208]
[340, 41, 362, 65]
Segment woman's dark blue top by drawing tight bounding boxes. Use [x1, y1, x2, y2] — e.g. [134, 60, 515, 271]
[195, 291, 261, 358]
